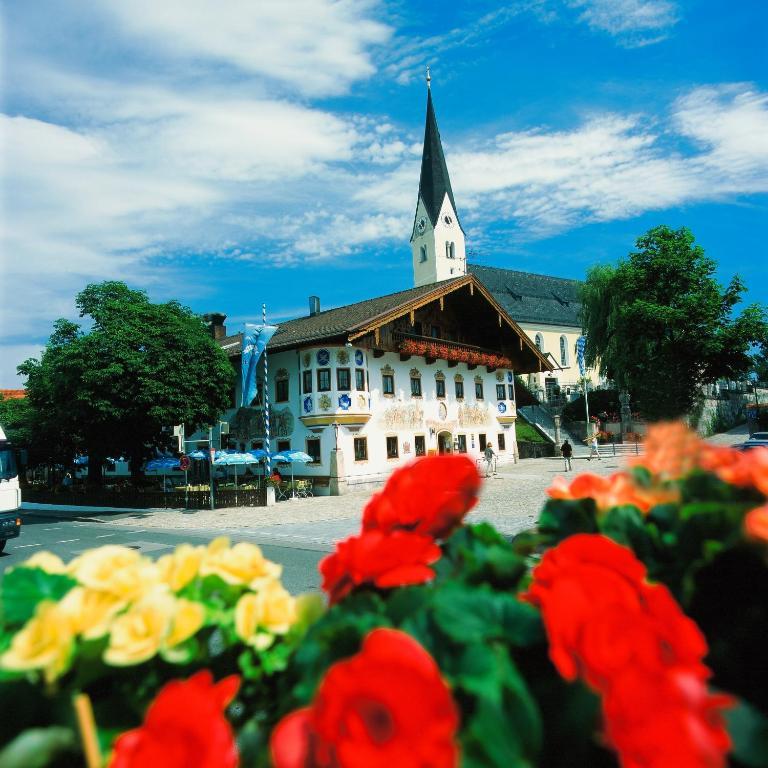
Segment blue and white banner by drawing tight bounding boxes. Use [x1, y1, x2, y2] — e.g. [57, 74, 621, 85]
[576, 335, 587, 377]
[241, 323, 277, 407]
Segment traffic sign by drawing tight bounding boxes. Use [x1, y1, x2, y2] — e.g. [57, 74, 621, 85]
[179, 456, 191, 471]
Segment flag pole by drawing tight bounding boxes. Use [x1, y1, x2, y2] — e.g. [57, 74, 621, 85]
[263, 303, 271, 478]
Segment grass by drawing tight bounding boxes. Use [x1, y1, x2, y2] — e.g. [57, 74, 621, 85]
[515, 420, 548, 443]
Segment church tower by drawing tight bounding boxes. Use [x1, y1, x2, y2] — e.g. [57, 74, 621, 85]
[411, 70, 466, 287]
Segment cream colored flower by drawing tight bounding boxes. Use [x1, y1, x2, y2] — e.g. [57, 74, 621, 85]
[58, 586, 126, 640]
[22, 551, 67, 574]
[163, 598, 205, 650]
[103, 588, 174, 666]
[157, 544, 204, 592]
[0, 601, 75, 683]
[69, 545, 160, 603]
[200, 537, 282, 588]
[235, 583, 297, 650]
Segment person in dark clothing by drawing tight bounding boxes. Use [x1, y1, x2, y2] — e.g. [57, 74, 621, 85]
[561, 439, 573, 471]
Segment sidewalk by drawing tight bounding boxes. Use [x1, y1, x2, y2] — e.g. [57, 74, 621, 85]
[22, 425, 747, 548]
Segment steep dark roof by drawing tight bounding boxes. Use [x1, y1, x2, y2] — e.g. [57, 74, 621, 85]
[469, 265, 583, 328]
[418, 88, 461, 230]
[219, 281, 461, 354]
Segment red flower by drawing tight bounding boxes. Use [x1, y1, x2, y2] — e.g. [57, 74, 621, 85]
[362, 455, 481, 539]
[271, 628, 460, 768]
[320, 530, 442, 605]
[109, 670, 240, 768]
[745, 504, 768, 542]
[522, 535, 731, 768]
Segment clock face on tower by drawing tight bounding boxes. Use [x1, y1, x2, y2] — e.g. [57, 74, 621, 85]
[416, 217, 427, 235]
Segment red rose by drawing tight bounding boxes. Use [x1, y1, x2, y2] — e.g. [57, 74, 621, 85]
[110, 670, 240, 768]
[603, 666, 732, 768]
[523, 534, 707, 688]
[522, 534, 732, 768]
[362, 455, 481, 539]
[271, 628, 460, 768]
[320, 530, 441, 605]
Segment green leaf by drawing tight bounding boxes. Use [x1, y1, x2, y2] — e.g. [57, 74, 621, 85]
[726, 698, 768, 768]
[0, 727, 78, 768]
[0, 567, 77, 627]
[538, 499, 599, 543]
[600, 505, 656, 562]
[432, 585, 543, 646]
[463, 695, 537, 768]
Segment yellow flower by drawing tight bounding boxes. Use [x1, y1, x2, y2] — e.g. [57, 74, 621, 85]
[22, 551, 66, 574]
[200, 537, 282, 589]
[0, 601, 75, 683]
[157, 544, 204, 592]
[58, 586, 126, 640]
[103, 588, 174, 666]
[69, 545, 160, 603]
[235, 583, 297, 650]
[164, 598, 205, 650]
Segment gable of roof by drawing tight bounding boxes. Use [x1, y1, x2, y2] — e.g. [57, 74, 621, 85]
[469, 265, 583, 328]
[219, 282, 456, 354]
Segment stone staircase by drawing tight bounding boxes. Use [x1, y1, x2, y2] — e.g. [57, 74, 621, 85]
[517, 404, 589, 456]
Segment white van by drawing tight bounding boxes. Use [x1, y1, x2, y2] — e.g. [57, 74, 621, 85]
[0, 425, 22, 551]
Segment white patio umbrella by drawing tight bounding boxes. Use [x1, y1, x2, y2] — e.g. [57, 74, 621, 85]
[213, 451, 261, 504]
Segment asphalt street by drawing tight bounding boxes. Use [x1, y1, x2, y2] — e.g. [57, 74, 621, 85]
[2, 512, 326, 595]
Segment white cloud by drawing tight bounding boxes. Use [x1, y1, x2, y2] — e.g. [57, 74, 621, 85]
[565, 0, 678, 44]
[359, 85, 768, 236]
[91, 0, 391, 97]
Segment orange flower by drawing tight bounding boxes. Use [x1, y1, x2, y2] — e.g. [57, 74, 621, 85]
[744, 505, 768, 543]
[629, 422, 706, 480]
[702, 445, 768, 496]
[547, 472, 678, 514]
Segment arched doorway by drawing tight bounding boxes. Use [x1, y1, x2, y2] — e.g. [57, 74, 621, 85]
[437, 431, 453, 454]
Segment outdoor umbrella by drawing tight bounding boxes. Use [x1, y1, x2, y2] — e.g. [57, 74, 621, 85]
[270, 450, 313, 496]
[145, 457, 181, 493]
[213, 451, 262, 503]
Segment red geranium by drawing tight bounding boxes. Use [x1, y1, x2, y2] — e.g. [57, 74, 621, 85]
[271, 628, 460, 768]
[109, 670, 240, 768]
[320, 530, 442, 605]
[522, 534, 731, 768]
[362, 455, 481, 539]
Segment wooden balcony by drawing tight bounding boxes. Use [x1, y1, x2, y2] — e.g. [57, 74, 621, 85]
[393, 331, 513, 370]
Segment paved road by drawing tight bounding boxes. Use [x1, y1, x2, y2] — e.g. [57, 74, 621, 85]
[2, 513, 326, 595]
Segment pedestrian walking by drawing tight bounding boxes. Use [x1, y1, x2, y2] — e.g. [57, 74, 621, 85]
[561, 439, 573, 471]
[587, 435, 602, 461]
[483, 443, 496, 477]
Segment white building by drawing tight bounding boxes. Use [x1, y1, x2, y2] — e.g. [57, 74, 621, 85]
[210, 79, 608, 494]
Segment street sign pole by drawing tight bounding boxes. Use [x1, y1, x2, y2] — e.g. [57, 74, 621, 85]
[208, 426, 215, 510]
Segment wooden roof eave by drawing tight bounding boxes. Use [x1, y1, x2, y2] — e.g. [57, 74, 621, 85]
[346, 275, 553, 373]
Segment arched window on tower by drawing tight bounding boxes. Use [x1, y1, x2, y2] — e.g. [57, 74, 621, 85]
[420, 245, 427, 263]
[535, 334, 543, 352]
[445, 241, 455, 259]
[560, 335, 568, 367]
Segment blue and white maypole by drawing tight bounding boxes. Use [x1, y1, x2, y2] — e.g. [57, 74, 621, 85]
[576, 335, 591, 435]
[262, 303, 271, 477]
[241, 316, 277, 475]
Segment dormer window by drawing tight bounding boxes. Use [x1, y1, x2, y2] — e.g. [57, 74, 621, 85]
[420, 245, 427, 262]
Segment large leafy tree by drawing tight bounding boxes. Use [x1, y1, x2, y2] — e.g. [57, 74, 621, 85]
[18, 282, 235, 483]
[582, 226, 768, 420]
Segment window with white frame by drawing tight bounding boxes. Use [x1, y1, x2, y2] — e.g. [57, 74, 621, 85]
[560, 335, 568, 367]
[535, 333, 544, 352]
[420, 245, 427, 262]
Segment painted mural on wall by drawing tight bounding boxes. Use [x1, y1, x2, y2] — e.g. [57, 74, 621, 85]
[380, 403, 424, 430]
[458, 403, 492, 426]
[230, 406, 295, 439]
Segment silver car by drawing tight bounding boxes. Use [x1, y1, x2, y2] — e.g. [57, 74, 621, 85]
[741, 431, 768, 450]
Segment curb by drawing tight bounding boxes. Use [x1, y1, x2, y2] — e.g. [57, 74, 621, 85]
[21, 502, 177, 517]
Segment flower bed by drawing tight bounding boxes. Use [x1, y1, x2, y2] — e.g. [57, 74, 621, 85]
[2, 424, 768, 767]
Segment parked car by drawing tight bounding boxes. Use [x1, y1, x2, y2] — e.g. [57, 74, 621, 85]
[740, 431, 768, 451]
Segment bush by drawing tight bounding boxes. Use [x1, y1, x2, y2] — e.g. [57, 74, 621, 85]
[563, 388, 622, 422]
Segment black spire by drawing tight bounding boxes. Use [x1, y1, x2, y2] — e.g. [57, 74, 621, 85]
[418, 86, 461, 229]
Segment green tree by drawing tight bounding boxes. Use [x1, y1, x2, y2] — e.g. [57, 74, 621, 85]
[581, 226, 768, 420]
[18, 282, 235, 483]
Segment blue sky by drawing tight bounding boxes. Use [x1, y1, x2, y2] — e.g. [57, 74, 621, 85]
[1, 0, 767, 387]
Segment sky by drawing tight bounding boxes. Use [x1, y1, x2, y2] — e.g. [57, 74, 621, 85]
[1, 0, 767, 387]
